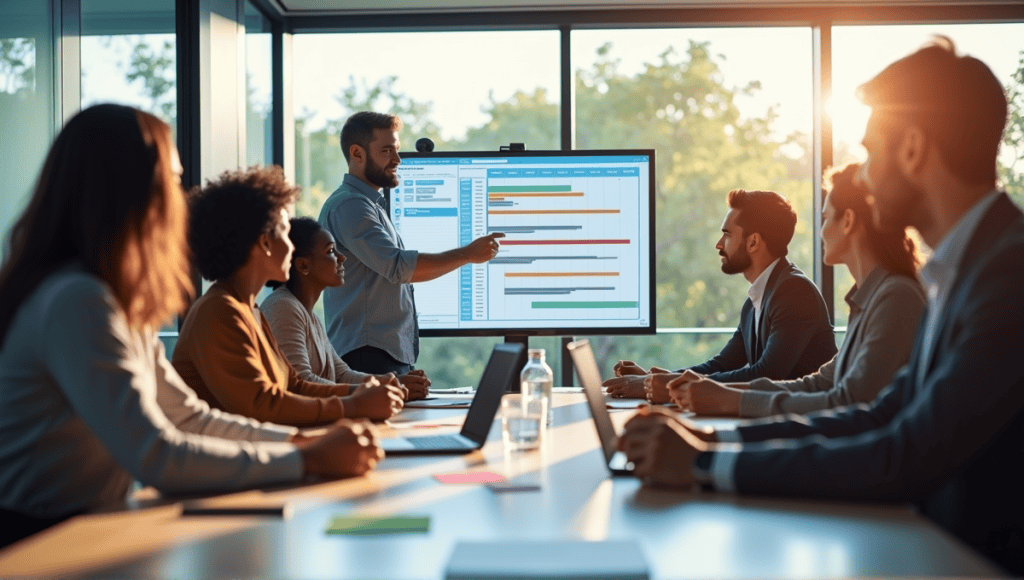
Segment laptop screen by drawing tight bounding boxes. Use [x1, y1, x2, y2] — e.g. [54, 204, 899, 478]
[567, 339, 621, 462]
[461, 343, 524, 443]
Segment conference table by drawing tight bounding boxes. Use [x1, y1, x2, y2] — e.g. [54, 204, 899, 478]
[0, 391, 1005, 579]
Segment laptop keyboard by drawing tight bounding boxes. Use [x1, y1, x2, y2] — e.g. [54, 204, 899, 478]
[409, 434, 472, 449]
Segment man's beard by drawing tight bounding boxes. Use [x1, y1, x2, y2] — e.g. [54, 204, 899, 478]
[365, 155, 399, 189]
[720, 244, 752, 275]
[869, 157, 923, 235]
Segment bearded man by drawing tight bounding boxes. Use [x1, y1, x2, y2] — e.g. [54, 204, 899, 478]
[604, 188, 836, 399]
[319, 112, 503, 375]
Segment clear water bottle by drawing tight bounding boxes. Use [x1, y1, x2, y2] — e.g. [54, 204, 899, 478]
[520, 348, 553, 426]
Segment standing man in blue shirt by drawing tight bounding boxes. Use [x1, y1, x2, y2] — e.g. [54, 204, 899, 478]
[319, 112, 505, 376]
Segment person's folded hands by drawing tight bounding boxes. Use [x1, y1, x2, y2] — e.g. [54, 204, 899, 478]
[618, 406, 707, 488]
[644, 372, 681, 404]
[295, 419, 384, 478]
[345, 376, 405, 420]
[397, 369, 431, 401]
[669, 372, 743, 416]
[603, 374, 647, 398]
[613, 360, 648, 377]
[666, 370, 703, 410]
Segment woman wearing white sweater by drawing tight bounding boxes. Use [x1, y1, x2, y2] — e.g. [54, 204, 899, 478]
[261, 217, 430, 399]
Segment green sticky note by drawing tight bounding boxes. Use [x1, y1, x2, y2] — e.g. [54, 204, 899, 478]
[325, 515, 430, 535]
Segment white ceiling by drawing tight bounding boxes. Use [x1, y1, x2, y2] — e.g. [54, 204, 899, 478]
[277, 0, 1011, 16]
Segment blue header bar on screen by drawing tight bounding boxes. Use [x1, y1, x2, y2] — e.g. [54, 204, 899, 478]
[400, 155, 649, 165]
[487, 167, 640, 178]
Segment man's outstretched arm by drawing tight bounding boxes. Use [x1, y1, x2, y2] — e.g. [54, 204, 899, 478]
[409, 233, 505, 283]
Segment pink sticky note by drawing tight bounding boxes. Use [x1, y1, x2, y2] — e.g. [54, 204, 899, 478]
[434, 471, 506, 484]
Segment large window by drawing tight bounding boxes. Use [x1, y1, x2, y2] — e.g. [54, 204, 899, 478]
[245, 1, 273, 167]
[830, 23, 1024, 326]
[292, 30, 560, 386]
[80, 0, 178, 345]
[80, 0, 176, 135]
[291, 30, 560, 219]
[0, 0, 55, 256]
[573, 28, 815, 376]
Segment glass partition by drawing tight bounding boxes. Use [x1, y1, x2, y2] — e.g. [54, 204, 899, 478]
[81, 0, 177, 133]
[831, 23, 1024, 326]
[245, 1, 273, 167]
[573, 27, 816, 377]
[292, 30, 559, 387]
[0, 0, 55, 257]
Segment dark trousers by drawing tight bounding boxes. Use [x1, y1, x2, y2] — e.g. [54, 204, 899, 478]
[342, 345, 413, 375]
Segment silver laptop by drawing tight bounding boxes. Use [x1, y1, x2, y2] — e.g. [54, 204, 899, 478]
[381, 343, 524, 455]
[567, 339, 635, 475]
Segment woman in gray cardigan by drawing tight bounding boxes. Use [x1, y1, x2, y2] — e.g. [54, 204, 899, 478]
[668, 162, 925, 417]
[261, 217, 430, 400]
[0, 106, 382, 548]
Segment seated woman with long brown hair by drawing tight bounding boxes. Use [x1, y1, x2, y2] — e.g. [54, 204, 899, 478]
[172, 167, 405, 427]
[663, 162, 926, 417]
[0, 104, 382, 548]
[261, 217, 430, 400]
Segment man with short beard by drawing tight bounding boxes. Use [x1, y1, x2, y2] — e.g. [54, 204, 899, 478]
[318, 112, 504, 375]
[603, 189, 836, 400]
[619, 37, 1024, 574]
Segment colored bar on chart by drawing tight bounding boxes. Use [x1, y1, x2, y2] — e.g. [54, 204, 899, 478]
[488, 225, 583, 234]
[488, 185, 572, 193]
[505, 287, 616, 295]
[487, 194, 585, 198]
[488, 209, 620, 215]
[531, 301, 639, 309]
[489, 256, 616, 264]
[505, 272, 619, 277]
[501, 239, 630, 246]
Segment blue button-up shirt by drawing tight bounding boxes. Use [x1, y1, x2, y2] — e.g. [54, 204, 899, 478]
[318, 174, 420, 365]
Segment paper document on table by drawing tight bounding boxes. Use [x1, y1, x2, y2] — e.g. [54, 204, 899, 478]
[445, 540, 649, 580]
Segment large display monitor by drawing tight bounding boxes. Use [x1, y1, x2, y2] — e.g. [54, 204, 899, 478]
[391, 149, 655, 337]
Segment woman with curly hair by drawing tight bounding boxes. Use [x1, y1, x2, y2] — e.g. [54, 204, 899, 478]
[172, 167, 405, 427]
[261, 217, 431, 399]
[0, 105, 382, 548]
[665, 162, 927, 417]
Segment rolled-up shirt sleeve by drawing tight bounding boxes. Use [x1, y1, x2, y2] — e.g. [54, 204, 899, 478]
[331, 196, 418, 284]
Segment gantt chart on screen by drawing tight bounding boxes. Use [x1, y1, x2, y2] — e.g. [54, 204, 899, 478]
[392, 154, 652, 331]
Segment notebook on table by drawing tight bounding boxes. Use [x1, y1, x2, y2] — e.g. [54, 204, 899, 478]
[381, 343, 523, 455]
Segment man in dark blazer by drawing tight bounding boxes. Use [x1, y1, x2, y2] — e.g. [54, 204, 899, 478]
[619, 37, 1024, 574]
[605, 189, 837, 399]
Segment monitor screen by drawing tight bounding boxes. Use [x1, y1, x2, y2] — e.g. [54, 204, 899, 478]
[391, 149, 655, 337]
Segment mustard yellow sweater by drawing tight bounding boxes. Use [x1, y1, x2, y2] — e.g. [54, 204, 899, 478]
[172, 283, 350, 427]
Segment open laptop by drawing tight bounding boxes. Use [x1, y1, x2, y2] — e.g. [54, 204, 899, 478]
[381, 343, 524, 455]
[567, 339, 635, 475]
